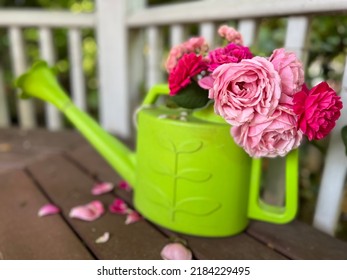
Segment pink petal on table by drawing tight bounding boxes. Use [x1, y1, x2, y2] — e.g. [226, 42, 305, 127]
[38, 203, 60, 217]
[91, 182, 114, 195]
[95, 232, 110, 244]
[118, 180, 132, 192]
[160, 243, 193, 260]
[108, 198, 129, 214]
[69, 200, 105, 221]
[125, 210, 142, 225]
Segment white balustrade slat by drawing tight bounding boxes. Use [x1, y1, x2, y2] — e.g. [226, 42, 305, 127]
[199, 22, 215, 47]
[127, 0, 146, 135]
[96, 0, 130, 137]
[39, 27, 62, 130]
[68, 28, 86, 111]
[0, 10, 95, 28]
[9, 26, 36, 129]
[313, 57, 347, 235]
[146, 26, 164, 90]
[261, 17, 309, 206]
[237, 19, 257, 47]
[0, 66, 10, 127]
[284, 16, 310, 62]
[170, 24, 185, 47]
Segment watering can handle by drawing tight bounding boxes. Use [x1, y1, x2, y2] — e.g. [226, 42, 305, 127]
[142, 84, 170, 106]
[248, 149, 298, 223]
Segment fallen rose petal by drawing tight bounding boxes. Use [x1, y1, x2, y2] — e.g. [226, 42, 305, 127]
[118, 180, 132, 192]
[95, 232, 110, 244]
[108, 198, 129, 214]
[38, 203, 60, 217]
[69, 200, 104, 221]
[125, 210, 142, 224]
[160, 243, 193, 260]
[91, 182, 114, 195]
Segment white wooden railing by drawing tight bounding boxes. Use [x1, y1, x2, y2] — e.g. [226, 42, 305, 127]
[0, 0, 347, 236]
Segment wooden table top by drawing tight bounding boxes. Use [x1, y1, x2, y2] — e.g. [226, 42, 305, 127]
[0, 128, 347, 260]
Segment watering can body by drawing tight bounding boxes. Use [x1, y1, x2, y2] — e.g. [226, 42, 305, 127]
[15, 61, 298, 237]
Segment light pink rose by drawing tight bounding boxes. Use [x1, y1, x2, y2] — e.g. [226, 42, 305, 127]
[183, 37, 208, 53]
[269, 48, 304, 103]
[218, 25, 243, 45]
[231, 107, 303, 158]
[209, 57, 281, 125]
[165, 36, 208, 73]
[166, 46, 184, 73]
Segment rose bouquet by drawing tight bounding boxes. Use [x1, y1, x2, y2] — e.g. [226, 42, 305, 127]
[166, 25, 343, 158]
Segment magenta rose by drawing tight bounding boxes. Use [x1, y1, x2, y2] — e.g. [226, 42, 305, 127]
[231, 106, 303, 158]
[269, 48, 304, 103]
[207, 43, 253, 72]
[209, 57, 281, 125]
[168, 53, 207, 96]
[293, 82, 343, 140]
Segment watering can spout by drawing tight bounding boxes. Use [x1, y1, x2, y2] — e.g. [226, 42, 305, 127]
[15, 61, 136, 186]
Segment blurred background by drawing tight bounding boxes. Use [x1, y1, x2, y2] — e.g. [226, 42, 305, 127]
[0, 0, 346, 239]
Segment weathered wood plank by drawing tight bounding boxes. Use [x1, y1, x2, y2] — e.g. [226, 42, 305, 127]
[68, 142, 126, 183]
[0, 170, 94, 260]
[68, 143, 287, 260]
[184, 234, 287, 260]
[0, 128, 86, 173]
[27, 154, 168, 259]
[247, 220, 347, 259]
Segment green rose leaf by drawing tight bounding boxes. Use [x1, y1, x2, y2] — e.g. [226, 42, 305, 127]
[341, 125, 347, 155]
[171, 82, 209, 109]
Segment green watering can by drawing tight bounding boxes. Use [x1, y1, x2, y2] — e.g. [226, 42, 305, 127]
[16, 61, 298, 237]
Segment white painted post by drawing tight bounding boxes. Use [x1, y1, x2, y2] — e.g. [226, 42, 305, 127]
[68, 28, 86, 111]
[9, 26, 36, 128]
[39, 27, 62, 130]
[313, 57, 347, 235]
[96, 0, 130, 138]
[0, 66, 10, 127]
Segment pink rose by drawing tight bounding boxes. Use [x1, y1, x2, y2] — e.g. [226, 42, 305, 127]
[218, 25, 243, 45]
[293, 82, 343, 140]
[269, 48, 304, 103]
[207, 43, 253, 72]
[183, 36, 208, 53]
[165, 36, 208, 73]
[168, 53, 207, 95]
[165, 46, 184, 73]
[231, 107, 303, 158]
[209, 57, 281, 125]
